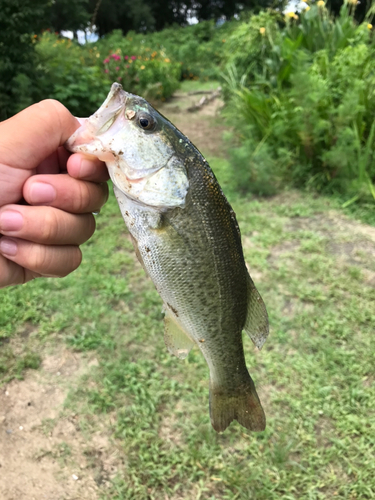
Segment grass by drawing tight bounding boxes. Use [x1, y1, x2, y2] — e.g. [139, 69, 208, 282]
[179, 79, 221, 93]
[1, 175, 374, 497]
[2, 182, 374, 499]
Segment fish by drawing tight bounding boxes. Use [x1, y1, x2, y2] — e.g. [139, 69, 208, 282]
[66, 83, 269, 432]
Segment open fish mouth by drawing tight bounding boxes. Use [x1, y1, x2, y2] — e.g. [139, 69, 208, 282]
[65, 83, 129, 161]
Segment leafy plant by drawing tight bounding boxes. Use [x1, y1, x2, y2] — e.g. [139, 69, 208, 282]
[102, 48, 181, 100]
[222, 4, 375, 204]
[35, 32, 108, 116]
[0, 0, 50, 120]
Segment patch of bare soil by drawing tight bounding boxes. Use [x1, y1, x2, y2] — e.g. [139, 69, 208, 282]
[0, 350, 121, 500]
[158, 91, 227, 157]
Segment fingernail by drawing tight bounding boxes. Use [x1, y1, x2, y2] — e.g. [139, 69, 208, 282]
[29, 182, 56, 204]
[0, 238, 18, 256]
[0, 210, 24, 232]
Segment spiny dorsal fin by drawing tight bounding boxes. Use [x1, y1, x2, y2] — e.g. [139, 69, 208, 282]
[243, 271, 269, 350]
[164, 309, 195, 360]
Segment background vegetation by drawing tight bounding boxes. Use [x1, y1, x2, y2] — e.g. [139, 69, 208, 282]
[1, 1, 375, 498]
[1, 0, 374, 203]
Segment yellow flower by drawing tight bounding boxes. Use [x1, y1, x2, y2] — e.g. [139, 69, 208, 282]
[164, 58, 170, 63]
[259, 27, 266, 35]
[286, 11, 298, 19]
[304, 4, 310, 10]
[317, 0, 325, 6]
[140, 65, 145, 70]
[368, 23, 373, 29]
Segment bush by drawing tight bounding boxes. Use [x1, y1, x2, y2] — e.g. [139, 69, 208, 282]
[102, 46, 181, 101]
[97, 21, 237, 84]
[0, 0, 49, 120]
[35, 32, 108, 117]
[222, 5, 375, 203]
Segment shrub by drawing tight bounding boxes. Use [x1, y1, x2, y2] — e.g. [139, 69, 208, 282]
[97, 21, 237, 83]
[35, 32, 108, 117]
[222, 5, 375, 203]
[102, 48, 181, 101]
[0, 0, 49, 120]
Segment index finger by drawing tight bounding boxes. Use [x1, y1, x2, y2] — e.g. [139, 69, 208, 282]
[0, 99, 79, 172]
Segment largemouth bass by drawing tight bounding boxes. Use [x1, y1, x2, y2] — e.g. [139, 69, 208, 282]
[66, 83, 269, 432]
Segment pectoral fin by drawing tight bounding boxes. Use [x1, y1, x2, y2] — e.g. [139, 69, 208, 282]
[164, 310, 195, 360]
[243, 271, 269, 350]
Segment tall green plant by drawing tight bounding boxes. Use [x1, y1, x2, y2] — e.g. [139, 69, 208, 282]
[223, 4, 375, 203]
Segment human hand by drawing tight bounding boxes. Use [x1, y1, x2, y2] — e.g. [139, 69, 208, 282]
[0, 99, 109, 288]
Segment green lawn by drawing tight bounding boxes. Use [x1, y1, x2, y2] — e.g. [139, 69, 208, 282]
[1, 169, 374, 499]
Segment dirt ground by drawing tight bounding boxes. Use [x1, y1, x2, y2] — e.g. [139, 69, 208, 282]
[0, 350, 122, 500]
[1, 89, 374, 500]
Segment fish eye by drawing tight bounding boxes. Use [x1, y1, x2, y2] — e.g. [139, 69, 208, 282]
[137, 112, 156, 131]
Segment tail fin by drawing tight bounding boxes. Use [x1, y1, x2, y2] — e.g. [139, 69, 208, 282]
[209, 375, 266, 433]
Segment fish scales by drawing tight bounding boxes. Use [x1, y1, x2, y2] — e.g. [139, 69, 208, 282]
[66, 83, 269, 432]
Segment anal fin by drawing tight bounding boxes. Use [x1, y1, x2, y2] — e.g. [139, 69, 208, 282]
[164, 310, 195, 360]
[243, 271, 269, 350]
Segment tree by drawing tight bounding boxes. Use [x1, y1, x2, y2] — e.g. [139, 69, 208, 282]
[88, 0, 279, 36]
[48, 0, 91, 35]
[88, 0, 156, 36]
[190, 0, 273, 21]
[0, 0, 50, 120]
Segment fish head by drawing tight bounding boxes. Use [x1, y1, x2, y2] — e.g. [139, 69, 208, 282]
[66, 83, 189, 209]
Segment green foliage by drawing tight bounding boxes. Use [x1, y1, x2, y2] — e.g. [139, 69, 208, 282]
[98, 21, 237, 82]
[35, 32, 108, 116]
[146, 20, 237, 81]
[0, 0, 50, 120]
[222, 5, 375, 204]
[102, 45, 181, 101]
[48, 0, 91, 33]
[88, 0, 275, 37]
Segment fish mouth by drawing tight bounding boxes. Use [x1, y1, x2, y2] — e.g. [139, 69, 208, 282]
[66, 83, 172, 186]
[65, 83, 129, 157]
[94, 83, 128, 134]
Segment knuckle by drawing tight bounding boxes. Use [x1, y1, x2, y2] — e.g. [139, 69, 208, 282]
[40, 209, 59, 242]
[75, 181, 92, 213]
[30, 243, 50, 272]
[29, 244, 82, 277]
